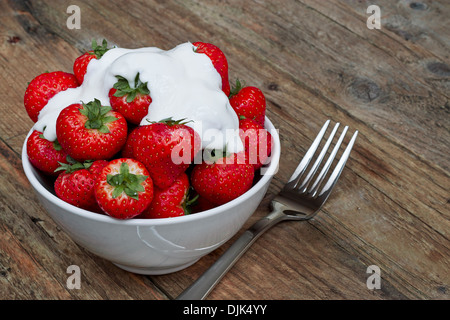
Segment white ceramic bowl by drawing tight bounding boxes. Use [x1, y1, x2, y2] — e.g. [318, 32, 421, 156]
[22, 117, 280, 275]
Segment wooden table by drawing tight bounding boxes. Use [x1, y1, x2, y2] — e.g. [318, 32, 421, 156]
[0, 0, 448, 300]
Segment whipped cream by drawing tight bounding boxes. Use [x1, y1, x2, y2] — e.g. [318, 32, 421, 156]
[34, 42, 243, 153]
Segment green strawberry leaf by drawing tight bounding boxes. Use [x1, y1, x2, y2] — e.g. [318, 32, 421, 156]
[182, 187, 199, 215]
[107, 173, 123, 186]
[126, 91, 137, 103]
[99, 105, 112, 116]
[87, 119, 102, 129]
[124, 187, 139, 200]
[138, 86, 149, 95]
[102, 116, 119, 124]
[98, 125, 109, 134]
[146, 117, 193, 126]
[112, 185, 125, 199]
[229, 78, 245, 98]
[66, 155, 78, 164]
[90, 39, 110, 59]
[52, 140, 62, 151]
[54, 156, 93, 173]
[120, 162, 129, 176]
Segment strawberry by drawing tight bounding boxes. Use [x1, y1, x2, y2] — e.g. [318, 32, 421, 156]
[139, 172, 197, 219]
[193, 42, 230, 96]
[26, 130, 69, 176]
[108, 73, 152, 125]
[54, 158, 108, 211]
[191, 152, 254, 206]
[56, 99, 128, 162]
[87, 159, 109, 176]
[191, 196, 218, 213]
[94, 158, 154, 219]
[73, 39, 110, 85]
[229, 79, 266, 127]
[121, 126, 139, 158]
[132, 118, 201, 189]
[239, 117, 272, 170]
[24, 71, 78, 122]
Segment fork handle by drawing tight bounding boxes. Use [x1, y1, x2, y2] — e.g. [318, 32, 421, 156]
[176, 206, 286, 300]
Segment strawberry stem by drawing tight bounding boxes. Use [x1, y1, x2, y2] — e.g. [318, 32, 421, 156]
[106, 162, 148, 200]
[182, 187, 199, 215]
[229, 78, 245, 98]
[55, 156, 93, 173]
[90, 39, 109, 59]
[112, 73, 150, 103]
[146, 117, 193, 126]
[80, 99, 117, 133]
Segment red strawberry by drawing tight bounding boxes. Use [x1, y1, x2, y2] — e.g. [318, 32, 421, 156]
[132, 118, 201, 189]
[193, 42, 230, 96]
[94, 158, 154, 219]
[191, 196, 218, 213]
[109, 73, 152, 125]
[54, 158, 108, 211]
[139, 172, 197, 219]
[24, 71, 78, 122]
[239, 117, 272, 170]
[88, 159, 109, 176]
[121, 126, 139, 158]
[56, 99, 128, 162]
[26, 130, 69, 176]
[73, 39, 110, 85]
[229, 79, 266, 127]
[191, 152, 254, 206]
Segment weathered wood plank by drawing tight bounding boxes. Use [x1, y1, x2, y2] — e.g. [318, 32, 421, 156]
[0, 0, 448, 300]
[0, 92, 167, 300]
[297, 0, 450, 169]
[144, 0, 449, 299]
[0, 0, 79, 147]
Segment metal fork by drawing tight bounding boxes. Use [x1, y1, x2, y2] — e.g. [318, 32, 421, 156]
[176, 120, 358, 300]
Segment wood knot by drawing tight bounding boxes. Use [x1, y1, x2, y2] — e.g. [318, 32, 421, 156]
[409, 2, 428, 10]
[427, 62, 450, 77]
[0, 267, 11, 277]
[348, 78, 381, 102]
[267, 82, 279, 91]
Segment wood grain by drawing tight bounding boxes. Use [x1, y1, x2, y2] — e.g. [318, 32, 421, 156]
[0, 0, 448, 300]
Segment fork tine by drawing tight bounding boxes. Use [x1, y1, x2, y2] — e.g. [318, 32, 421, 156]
[297, 122, 340, 192]
[309, 125, 348, 197]
[317, 130, 358, 198]
[286, 120, 330, 187]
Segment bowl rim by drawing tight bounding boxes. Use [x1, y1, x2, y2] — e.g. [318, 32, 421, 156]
[22, 116, 281, 226]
